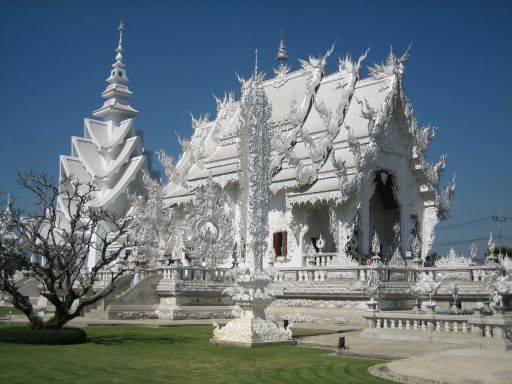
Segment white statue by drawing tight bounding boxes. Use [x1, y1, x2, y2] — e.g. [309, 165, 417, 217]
[359, 269, 380, 308]
[316, 233, 325, 253]
[411, 272, 443, 306]
[470, 242, 478, 265]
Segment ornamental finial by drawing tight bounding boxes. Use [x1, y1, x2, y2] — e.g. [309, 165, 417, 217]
[118, 20, 125, 43]
[488, 232, 495, 255]
[4, 192, 14, 225]
[276, 29, 288, 62]
[4, 192, 13, 214]
[371, 231, 380, 255]
[116, 20, 125, 64]
[254, 48, 259, 74]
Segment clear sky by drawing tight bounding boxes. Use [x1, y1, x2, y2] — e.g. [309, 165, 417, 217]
[1, 0, 511, 259]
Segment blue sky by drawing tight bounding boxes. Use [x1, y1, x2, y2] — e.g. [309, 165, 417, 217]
[0, 0, 511, 258]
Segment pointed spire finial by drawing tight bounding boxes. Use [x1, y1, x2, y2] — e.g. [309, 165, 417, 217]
[93, 22, 137, 119]
[4, 193, 14, 224]
[118, 20, 125, 38]
[254, 48, 259, 74]
[277, 29, 288, 62]
[116, 20, 125, 65]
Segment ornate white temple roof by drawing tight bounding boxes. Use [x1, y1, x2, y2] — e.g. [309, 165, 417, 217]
[165, 48, 386, 203]
[163, 42, 453, 218]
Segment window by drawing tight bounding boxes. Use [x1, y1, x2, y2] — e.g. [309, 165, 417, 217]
[273, 231, 287, 257]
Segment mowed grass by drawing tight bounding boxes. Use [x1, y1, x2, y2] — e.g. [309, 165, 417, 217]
[0, 307, 23, 317]
[0, 325, 392, 384]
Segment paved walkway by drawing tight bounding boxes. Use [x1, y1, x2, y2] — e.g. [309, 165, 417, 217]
[1, 315, 229, 327]
[294, 324, 512, 384]
[380, 348, 512, 384]
[295, 326, 465, 359]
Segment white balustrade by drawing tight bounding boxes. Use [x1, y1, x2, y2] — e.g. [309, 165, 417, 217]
[363, 311, 510, 344]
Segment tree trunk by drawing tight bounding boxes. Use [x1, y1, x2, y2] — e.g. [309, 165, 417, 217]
[28, 314, 44, 330]
[43, 313, 70, 330]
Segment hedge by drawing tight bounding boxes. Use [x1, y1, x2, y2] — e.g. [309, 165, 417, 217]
[0, 327, 87, 345]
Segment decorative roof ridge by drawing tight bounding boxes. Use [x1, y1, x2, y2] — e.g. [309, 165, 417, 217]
[355, 73, 395, 88]
[262, 67, 309, 87]
[71, 135, 140, 178]
[320, 71, 353, 83]
[192, 120, 216, 130]
[84, 117, 134, 149]
[97, 155, 145, 208]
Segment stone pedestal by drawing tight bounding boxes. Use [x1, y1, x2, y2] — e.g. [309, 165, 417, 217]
[211, 272, 293, 347]
[493, 305, 507, 315]
[211, 308, 295, 347]
[450, 301, 461, 314]
[412, 257, 423, 268]
[367, 299, 379, 312]
[411, 299, 422, 314]
[485, 255, 498, 264]
[425, 302, 437, 313]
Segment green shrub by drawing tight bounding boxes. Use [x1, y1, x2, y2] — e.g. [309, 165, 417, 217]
[0, 327, 87, 345]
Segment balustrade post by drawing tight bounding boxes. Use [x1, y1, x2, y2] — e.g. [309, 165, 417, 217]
[426, 318, 434, 332]
[492, 326, 504, 339]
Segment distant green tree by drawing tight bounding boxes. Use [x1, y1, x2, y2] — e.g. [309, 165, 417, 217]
[427, 252, 441, 264]
[496, 246, 512, 256]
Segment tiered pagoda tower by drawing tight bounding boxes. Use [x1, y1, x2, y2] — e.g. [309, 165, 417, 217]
[58, 22, 148, 267]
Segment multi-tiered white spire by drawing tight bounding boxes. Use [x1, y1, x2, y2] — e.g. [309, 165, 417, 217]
[59, 21, 147, 226]
[276, 30, 288, 62]
[93, 21, 138, 121]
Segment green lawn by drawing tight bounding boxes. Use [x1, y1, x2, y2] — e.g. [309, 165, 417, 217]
[0, 307, 22, 317]
[0, 325, 392, 384]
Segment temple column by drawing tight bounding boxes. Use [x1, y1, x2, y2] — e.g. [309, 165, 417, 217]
[360, 203, 370, 257]
[400, 210, 409, 257]
[397, 175, 409, 259]
[338, 199, 359, 259]
[421, 203, 438, 260]
[360, 195, 370, 256]
[360, 179, 372, 257]
[297, 222, 309, 267]
[337, 219, 348, 258]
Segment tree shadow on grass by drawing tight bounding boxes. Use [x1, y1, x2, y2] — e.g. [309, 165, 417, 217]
[88, 334, 192, 346]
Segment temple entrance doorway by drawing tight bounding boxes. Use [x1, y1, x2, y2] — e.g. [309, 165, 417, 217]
[368, 170, 400, 263]
[302, 205, 336, 263]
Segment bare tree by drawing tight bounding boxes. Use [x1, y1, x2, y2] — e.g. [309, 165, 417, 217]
[0, 172, 133, 329]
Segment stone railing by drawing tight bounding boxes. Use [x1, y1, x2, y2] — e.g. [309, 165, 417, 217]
[92, 268, 159, 289]
[137, 263, 506, 287]
[275, 266, 363, 282]
[274, 264, 504, 283]
[362, 310, 511, 349]
[92, 269, 119, 289]
[303, 252, 338, 267]
[414, 266, 503, 282]
[158, 266, 230, 282]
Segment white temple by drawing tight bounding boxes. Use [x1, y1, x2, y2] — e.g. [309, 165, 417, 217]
[58, 22, 148, 268]
[161, 37, 455, 269]
[7, 25, 511, 349]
